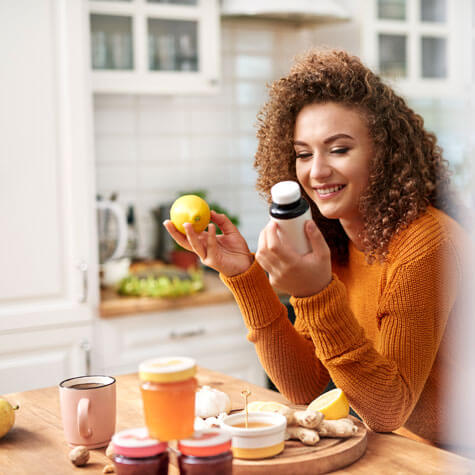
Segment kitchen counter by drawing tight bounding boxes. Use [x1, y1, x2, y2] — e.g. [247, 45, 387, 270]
[99, 270, 235, 318]
[1, 368, 473, 474]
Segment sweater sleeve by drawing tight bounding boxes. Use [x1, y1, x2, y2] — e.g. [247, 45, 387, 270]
[220, 258, 330, 403]
[290, 239, 459, 432]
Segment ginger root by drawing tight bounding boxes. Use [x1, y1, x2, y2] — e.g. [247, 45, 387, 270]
[251, 401, 357, 441]
[292, 409, 324, 429]
[317, 418, 358, 438]
[285, 426, 320, 446]
[278, 407, 324, 429]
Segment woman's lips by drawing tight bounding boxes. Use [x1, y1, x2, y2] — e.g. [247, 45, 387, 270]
[313, 184, 346, 200]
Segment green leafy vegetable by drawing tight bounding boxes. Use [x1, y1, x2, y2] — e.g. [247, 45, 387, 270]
[117, 269, 204, 298]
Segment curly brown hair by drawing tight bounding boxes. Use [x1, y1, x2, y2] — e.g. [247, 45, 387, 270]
[255, 48, 457, 263]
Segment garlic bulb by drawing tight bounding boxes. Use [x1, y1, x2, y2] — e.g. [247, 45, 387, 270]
[195, 385, 231, 418]
[194, 413, 227, 430]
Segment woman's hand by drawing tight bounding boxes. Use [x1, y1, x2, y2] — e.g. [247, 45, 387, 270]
[163, 210, 253, 277]
[256, 220, 332, 297]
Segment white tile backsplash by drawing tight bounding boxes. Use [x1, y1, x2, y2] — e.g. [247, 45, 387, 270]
[221, 54, 236, 80]
[236, 136, 258, 162]
[94, 106, 136, 135]
[234, 82, 267, 106]
[221, 23, 235, 53]
[231, 23, 275, 54]
[138, 103, 189, 135]
[96, 163, 137, 191]
[188, 136, 234, 162]
[137, 163, 188, 192]
[190, 107, 233, 134]
[235, 55, 274, 79]
[138, 136, 189, 163]
[240, 212, 268, 252]
[93, 21, 307, 258]
[239, 188, 269, 214]
[236, 106, 260, 133]
[239, 161, 259, 187]
[95, 135, 137, 164]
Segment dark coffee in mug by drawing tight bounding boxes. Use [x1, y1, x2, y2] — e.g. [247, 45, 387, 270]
[70, 382, 104, 389]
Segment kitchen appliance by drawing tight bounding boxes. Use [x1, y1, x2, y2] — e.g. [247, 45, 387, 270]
[153, 202, 176, 263]
[96, 200, 128, 264]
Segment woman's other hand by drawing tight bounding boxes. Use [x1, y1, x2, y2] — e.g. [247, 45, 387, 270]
[256, 220, 332, 297]
[163, 210, 253, 277]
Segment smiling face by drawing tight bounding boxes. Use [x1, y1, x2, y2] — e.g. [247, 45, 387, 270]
[294, 102, 374, 228]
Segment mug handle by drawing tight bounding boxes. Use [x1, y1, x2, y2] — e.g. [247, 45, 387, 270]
[78, 398, 92, 438]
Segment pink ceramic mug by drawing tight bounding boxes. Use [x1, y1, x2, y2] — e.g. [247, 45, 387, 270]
[59, 375, 116, 448]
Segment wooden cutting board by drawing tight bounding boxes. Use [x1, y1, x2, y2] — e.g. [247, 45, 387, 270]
[232, 418, 367, 475]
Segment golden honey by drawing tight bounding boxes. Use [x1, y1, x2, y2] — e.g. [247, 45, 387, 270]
[139, 356, 197, 441]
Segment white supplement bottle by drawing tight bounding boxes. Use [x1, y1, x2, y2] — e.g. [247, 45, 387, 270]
[270, 181, 312, 255]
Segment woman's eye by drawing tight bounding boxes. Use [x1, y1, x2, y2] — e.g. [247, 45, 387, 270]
[296, 153, 312, 160]
[331, 147, 349, 154]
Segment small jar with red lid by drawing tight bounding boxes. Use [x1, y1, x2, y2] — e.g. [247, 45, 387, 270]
[112, 427, 169, 475]
[178, 428, 233, 475]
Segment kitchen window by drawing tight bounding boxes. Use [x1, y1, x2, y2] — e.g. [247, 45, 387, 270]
[363, 0, 468, 97]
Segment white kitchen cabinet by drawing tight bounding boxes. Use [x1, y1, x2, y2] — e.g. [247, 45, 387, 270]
[0, 325, 93, 394]
[0, 0, 97, 391]
[362, 0, 471, 97]
[88, 0, 220, 94]
[94, 303, 267, 387]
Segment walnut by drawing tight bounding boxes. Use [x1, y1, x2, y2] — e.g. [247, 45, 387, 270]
[103, 464, 115, 473]
[69, 445, 90, 466]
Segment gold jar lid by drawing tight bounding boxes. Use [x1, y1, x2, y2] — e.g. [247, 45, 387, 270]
[139, 356, 197, 383]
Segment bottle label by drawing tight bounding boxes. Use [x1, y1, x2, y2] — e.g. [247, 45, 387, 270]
[271, 208, 312, 255]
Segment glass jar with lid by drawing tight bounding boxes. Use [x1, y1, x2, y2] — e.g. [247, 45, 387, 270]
[112, 427, 169, 475]
[178, 429, 233, 475]
[139, 356, 197, 441]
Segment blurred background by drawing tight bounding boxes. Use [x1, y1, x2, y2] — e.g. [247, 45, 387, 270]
[91, 0, 474, 256]
[1, 1, 474, 452]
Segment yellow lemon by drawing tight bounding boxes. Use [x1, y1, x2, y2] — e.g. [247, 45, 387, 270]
[246, 401, 264, 412]
[307, 388, 349, 420]
[0, 398, 19, 439]
[247, 400, 287, 413]
[170, 195, 210, 235]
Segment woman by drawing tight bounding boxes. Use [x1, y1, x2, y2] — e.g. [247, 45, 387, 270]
[164, 49, 470, 446]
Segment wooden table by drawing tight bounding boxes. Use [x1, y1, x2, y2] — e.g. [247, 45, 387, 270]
[0, 368, 473, 474]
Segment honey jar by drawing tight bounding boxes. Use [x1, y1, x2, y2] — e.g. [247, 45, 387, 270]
[178, 429, 233, 475]
[112, 427, 168, 475]
[221, 412, 287, 459]
[139, 356, 197, 441]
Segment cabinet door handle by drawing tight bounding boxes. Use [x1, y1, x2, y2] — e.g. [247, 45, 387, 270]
[77, 261, 88, 303]
[80, 339, 92, 375]
[169, 328, 206, 340]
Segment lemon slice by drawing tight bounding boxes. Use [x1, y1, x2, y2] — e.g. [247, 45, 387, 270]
[246, 401, 264, 412]
[307, 388, 349, 420]
[246, 401, 287, 413]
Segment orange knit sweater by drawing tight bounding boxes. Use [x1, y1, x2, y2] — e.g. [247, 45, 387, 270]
[221, 207, 469, 445]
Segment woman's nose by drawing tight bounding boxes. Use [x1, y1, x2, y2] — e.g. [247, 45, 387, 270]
[310, 156, 332, 180]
